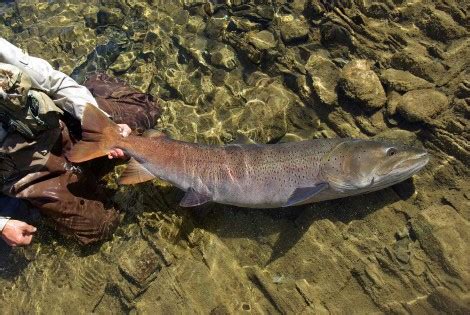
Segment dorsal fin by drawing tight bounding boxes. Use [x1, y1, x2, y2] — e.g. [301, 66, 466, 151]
[119, 158, 156, 185]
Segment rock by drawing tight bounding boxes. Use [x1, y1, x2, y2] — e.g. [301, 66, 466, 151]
[397, 89, 449, 122]
[247, 30, 277, 50]
[320, 22, 353, 47]
[412, 205, 470, 282]
[109, 51, 137, 73]
[416, 8, 466, 43]
[279, 15, 309, 44]
[380, 69, 434, 93]
[340, 59, 387, 110]
[210, 46, 238, 70]
[390, 47, 447, 84]
[385, 91, 402, 116]
[118, 239, 163, 288]
[305, 53, 340, 105]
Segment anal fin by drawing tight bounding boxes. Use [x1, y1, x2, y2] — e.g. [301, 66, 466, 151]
[283, 182, 329, 207]
[119, 158, 156, 185]
[179, 188, 211, 207]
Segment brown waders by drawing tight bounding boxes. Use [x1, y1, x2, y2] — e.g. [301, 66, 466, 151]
[1, 74, 160, 245]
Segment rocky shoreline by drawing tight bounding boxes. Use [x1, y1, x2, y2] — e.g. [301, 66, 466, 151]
[0, 1, 469, 313]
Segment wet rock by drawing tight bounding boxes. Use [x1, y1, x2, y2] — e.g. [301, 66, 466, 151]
[187, 15, 206, 34]
[385, 90, 402, 117]
[247, 30, 277, 50]
[109, 51, 137, 73]
[397, 89, 449, 123]
[320, 22, 353, 48]
[416, 8, 466, 43]
[305, 52, 340, 105]
[390, 47, 447, 84]
[118, 239, 163, 288]
[380, 69, 434, 93]
[340, 59, 387, 110]
[210, 45, 238, 70]
[412, 205, 470, 281]
[279, 15, 309, 44]
[238, 80, 294, 142]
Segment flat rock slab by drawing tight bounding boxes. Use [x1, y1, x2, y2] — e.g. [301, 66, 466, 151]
[118, 239, 163, 287]
[380, 69, 434, 92]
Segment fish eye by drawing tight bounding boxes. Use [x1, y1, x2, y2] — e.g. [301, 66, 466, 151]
[387, 147, 398, 156]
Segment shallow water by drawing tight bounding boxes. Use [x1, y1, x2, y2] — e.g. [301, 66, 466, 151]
[1, 1, 469, 313]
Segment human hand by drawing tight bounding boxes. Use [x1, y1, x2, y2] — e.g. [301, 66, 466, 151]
[1, 220, 37, 246]
[118, 124, 131, 137]
[108, 124, 131, 159]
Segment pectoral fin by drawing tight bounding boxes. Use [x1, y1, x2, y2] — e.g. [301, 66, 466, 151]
[283, 183, 329, 207]
[119, 158, 156, 185]
[179, 188, 211, 207]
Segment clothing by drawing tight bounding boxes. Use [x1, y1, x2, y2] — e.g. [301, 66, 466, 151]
[0, 37, 99, 121]
[0, 38, 161, 244]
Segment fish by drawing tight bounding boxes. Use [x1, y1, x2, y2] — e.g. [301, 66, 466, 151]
[66, 105, 430, 208]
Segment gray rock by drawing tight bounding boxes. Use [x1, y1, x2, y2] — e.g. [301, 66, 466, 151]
[397, 89, 449, 122]
[305, 53, 340, 105]
[380, 69, 434, 93]
[247, 30, 277, 50]
[340, 59, 387, 110]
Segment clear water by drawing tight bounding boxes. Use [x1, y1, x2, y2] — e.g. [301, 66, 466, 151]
[1, 1, 469, 313]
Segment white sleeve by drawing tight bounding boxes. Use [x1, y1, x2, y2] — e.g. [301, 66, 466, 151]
[0, 217, 10, 232]
[0, 37, 102, 120]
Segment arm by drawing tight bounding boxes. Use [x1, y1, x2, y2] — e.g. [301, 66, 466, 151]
[0, 37, 99, 120]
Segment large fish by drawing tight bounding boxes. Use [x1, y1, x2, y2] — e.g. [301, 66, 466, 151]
[66, 105, 429, 208]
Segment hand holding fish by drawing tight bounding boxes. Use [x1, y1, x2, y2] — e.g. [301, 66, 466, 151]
[108, 123, 131, 159]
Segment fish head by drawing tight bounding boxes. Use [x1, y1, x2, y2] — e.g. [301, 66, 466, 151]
[321, 140, 429, 193]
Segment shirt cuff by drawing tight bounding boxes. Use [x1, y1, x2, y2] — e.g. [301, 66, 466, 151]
[0, 217, 10, 232]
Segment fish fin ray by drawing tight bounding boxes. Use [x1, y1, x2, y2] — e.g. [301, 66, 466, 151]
[119, 158, 156, 185]
[179, 188, 211, 207]
[66, 104, 121, 163]
[283, 182, 329, 207]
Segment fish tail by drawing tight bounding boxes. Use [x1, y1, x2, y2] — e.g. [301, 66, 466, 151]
[66, 104, 121, 163]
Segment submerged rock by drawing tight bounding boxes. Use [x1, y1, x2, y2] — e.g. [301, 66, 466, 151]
[380, 69, 434, 93]
[340, 59, 387, 110]
[279, 15, 309, 44]
[247, 30, 277, 50]
[397, 89, 449, 122]
[305, 53, 340, 106]
[210, 45, 238, 70]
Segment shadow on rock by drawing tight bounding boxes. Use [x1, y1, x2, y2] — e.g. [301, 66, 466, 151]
[191, 187, 402, 266]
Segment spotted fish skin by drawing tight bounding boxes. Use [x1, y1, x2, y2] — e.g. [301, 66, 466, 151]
[122, 137, 346, 208]
[67, 105, 430, 208]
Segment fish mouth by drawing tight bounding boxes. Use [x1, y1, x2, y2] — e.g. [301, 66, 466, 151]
[372, 151, 429, 189]
[395, 151, 430, 175]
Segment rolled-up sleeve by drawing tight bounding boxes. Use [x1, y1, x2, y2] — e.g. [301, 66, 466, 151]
[0, 37, 101, 120]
